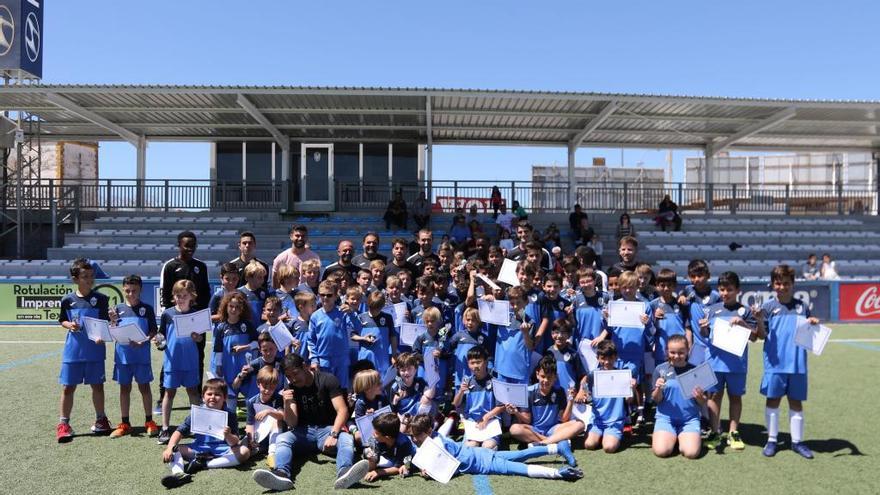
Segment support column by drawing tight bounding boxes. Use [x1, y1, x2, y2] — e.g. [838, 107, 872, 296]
[281, 143, 291, 213]
[567, 143, 577, 210]
[704, 144, 714, 212]
[136, 135, 147, 209]
[426, 96, 433, 202]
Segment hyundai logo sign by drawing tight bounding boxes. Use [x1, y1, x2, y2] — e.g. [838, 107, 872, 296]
[0, 5, 13, 57]
[23, 10, 37, 62]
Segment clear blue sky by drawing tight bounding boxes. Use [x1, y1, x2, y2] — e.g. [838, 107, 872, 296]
[42, 0, 880, 182]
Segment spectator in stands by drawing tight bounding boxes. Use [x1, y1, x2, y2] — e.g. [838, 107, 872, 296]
[323, 240, 361, 281]
[541, 223, 562, 250]
[272, 225, 321, 289]
[802, 254, 820, 281]
[654, 195, 682, 232]
[231, 231, 269, 290]
[383, 190, 407, 230]
[352, 232, 387, 270]
[490, 185, 503, 219]
[586, 233, 604, 269]
[512, 200, 528, 221]
[448, 214, 471, 247]
[411, 191, 431, 230]
[466, 204, 482, 226]
[568, 204, 588, 240]
[615, 213, 636, 241]
[820, 253, 840, 280]
[495, 203, 517, 236]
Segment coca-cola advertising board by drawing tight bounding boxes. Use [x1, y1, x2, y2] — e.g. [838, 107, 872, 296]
[839, 283, 880, 321]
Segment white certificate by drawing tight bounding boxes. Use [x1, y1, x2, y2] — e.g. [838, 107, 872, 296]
[392, 302, 408, 327]
[82, 316, 112, 343]
[190, 405, 228, 440]
[423, 349, 440, 388]
[412, 436, 461, 484]
[688, 339, 709, 366]
[399, 323, 425, 347]
[268, 321, 295, 352]
[607, 300, 646, 328]
[794, 318, 832, 356]
[476, 273, 501, 292]
[478, 299, 510, 326]
[572, 402, 592, 427]
[354, 405, 393, 444]
[676, 361, 718, 396]
[174, 309, 212, 337]
[712, 318, 751, 358]
[108, 323, 148, 345]
[491, 379, 528, 408]
[577, 339, 599, 372]
[252, 402, 279, 443]
[497, 258, 520, 287]
[592, 369, 633, 398]
[463, 418, 502, 442]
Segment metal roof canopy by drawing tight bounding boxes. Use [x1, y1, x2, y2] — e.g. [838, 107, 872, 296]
[0, 84, 878, 152]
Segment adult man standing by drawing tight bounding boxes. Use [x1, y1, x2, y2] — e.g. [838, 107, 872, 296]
[230, 231, 269, 289]
[385, 237, 418, 276]
[351, 232, 387, 270]
[568, 204, 588, 240]
[252, 354, 369, 491]
[272, 224, 321, 288]
[406, 229, 440, 277]
[506, 221, 553, 272]
[323, 240, 361, 280]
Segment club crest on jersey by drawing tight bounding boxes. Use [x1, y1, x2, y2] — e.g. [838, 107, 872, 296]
[477, 335, 484, 344]
[598, 297, 605, 306]
[139, 307, 146, 317]
[240, 323, 246, 331]
[529, 294, 539, 303]
[737, 307, 746, 316]
[550, 392, 557, 403]
[796, 304, 803, 314]
[378, 316, 386, 326]
[194, 266, 200, 274]
[557, 301, 565, 311]
[90, 297, 97, 306]
[673, 305, 680, 314]
[563, 352, 571, 362]
[703, 296, 711, 304]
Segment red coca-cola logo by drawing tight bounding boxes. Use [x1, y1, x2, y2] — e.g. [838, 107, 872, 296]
[855, 286, 880, 316]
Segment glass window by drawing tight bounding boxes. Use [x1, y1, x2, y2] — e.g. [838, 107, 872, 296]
[334, 142, 359, 182]
[362, 143, 388, 185]
[216, 142, 242, 182]
[392, 143, 418, 185]
[245, 142, 272, 182]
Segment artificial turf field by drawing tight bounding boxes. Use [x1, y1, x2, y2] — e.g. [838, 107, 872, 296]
[2, 324, 877, 495]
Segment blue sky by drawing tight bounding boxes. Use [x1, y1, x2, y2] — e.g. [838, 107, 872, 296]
[42, 0, 880, 182]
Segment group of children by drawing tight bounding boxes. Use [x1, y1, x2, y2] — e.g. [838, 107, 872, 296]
[56, 228, 821, 489]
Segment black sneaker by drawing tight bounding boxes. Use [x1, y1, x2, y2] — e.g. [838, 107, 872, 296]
[253, 469, 293, 491]
[160, 473, 192, 489]
[183, 458, 207, 475]
[157, 428, 172, 445]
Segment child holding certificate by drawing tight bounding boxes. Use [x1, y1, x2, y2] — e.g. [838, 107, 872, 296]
[212, 292, 258, 411]
[701, 271, 756, 451]
[157, 280, 204, 445]
[492, 286, 535, 385]
[390, 352, 434, 422]
[451, 346, 501, 449]
[575, 340, 636, 453]
[362, 413, 417, 482]
[234, 332, 285, 400]
[651, 335, 706, 459]
[754, 264, 819, 459]
[572, 267, 607, 346]
[160, 378, 251, 488]
[238, 261, 269, 328]
[351, 369, 391, 444]
[108, 274, 159, 439]
[355, 291, 397, 382]
[56, 258, 112, 443]
[244, 366, 285, 466]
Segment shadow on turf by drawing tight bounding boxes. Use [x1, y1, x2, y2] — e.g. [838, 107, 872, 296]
[719, 423, 864, 457]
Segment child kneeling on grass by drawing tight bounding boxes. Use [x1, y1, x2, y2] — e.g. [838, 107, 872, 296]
[160, 378, 251, 488]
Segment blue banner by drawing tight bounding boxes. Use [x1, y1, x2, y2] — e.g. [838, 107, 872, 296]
[0, 0, 43, 78]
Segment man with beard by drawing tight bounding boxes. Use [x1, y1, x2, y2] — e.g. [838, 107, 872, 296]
[271, 225, 321, 288]
[385, 237, 418, 277]
[506, 221, 553, 272]
[351, 232, 387, 270]
[405, 229, 440, 277]
[323, 240, 361, 280]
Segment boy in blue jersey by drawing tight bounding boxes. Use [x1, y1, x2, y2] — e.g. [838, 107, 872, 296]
[448, 306, 491, 388]
[56, 258, 112, 443]
[575, 340, 636, 453]
[307, 280, 353, 391]
[108, 274, 159, 438]
[212, 292, 259, 411]
[492, 286, 535, 385]
[408, 414, 582, 481]
[289, 291, 315, 361]
[648, 268, 689, 419]
[701, 271, 756, 451]
[534, 273, 571, 354]
[451, 346, 500, 449]
[362, 412, 417, 481]
[244, 366, 285, 466]
[411, 306, 452, 405]
[678, 259, 720, 365]
[651, 334, 706, 459]
[238, 261, 269, 329]
[355, 291, 397, 381]
[234, 332, 285, 399]
[160, 378, 252, 488]
[754, 264, 818, 459]
[390, 352, 435, 420]
[509, 356, 583, 454]
[573, 267, 608, 346]
[209, 262, 240, 323]
[274, 264, 301, 320]
[545, 319, 581, 390]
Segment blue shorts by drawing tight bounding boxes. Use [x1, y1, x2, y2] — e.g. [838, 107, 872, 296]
[760, 372, 807, 401]
[59, 361, 105, 386]
[188, 440, 233, 457]
[495, 373, 528, 385]
[113, 363, 153, 385]
[532, 423, 559, 437]
[654, 415, 701, 435]
[588, 419, 624, 440]
[163, 369, 200, 389]
[707, 371, 746, 396]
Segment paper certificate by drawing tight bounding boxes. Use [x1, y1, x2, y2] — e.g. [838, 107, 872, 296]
[412, 436, 461, 484]
[592, 369, 633, 398]
[423, 349, 440, 388]
[399, 323, 424, 347]
[478, 299, 511, 326]
[463, 418, 502, 442]
[676, 362, 718, 396]
[268, 321, 295, 352]
[190, 405, 228, 440]
[577, 339, 599, 372]
[476, 273, 501, 292]
[497, 258, 520, 287]
[392, 302, 407, 327]
[688, 339, 709, 366]
[607, 300, 646, 328]
[354, 405, 393, 444]
[491, 379, 528, 408]
[252, 402, 279, 443]
[711, 318, 751, 358]
[174, 309, 212, 337]
[82, 316, 112, 343]
[794, 318, 832, 356]
[108, 323, 148, 345]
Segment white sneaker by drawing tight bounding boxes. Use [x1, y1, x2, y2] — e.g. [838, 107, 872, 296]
[253, 469, 293, 491]
[334, 459, 369, 489]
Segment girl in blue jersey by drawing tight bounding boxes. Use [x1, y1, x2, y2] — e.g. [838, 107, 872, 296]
[213, 291, 258, 411]
[492, 287, 535, 385]
[651, 334, 706, 459]
[576, 340, 636, 453]
[351, 369, 391, 444]
[238, 261, 268, 329]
